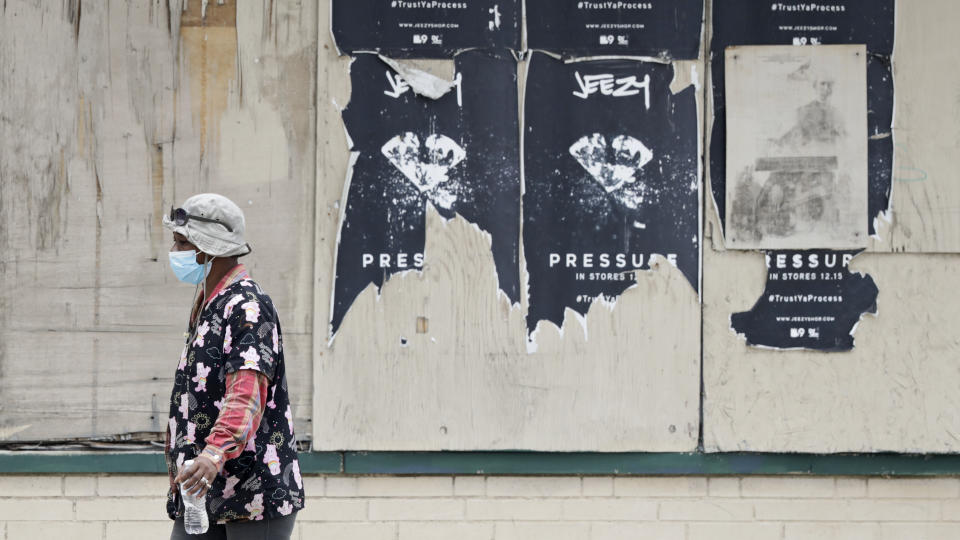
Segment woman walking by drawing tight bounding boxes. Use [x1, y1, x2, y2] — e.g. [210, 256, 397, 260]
[163, 194, 304, 539]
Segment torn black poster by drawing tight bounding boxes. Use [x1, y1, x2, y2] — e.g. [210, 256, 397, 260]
[332, 0, 520, 58]
[731, 250, 878, 351]
[330, 51, 521, 336]
[525, 0, 703, 59]
[523, 52, 700, 335]
[709, 0, 895, 235]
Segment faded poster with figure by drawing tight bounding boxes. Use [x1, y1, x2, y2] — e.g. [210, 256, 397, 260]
[709, 0, 894, 236]
[725, 45, 867, 250]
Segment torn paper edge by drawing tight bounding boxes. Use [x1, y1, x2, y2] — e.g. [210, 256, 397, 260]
[695, 62, 704, 304]
[667, 60, 703, 302]
[521, 54, 701, 351]
[521, 0, 529, 54]
[671, 61, 706, 303]
[520, 53, 535, 353]
[871, 1, 899, 240]
[562, 53, 672, 65]
[426, 204, 523, 310]
[705, 52, 726, 246]
[378, 55, 458, 100]
[727, 252, 878, 352]
[328, 0, 343, 56]
[328, 55, 522, 343]
[327, 60, 358, 346]
[525, 254, 688, 353]
[327, 148, 359, 347]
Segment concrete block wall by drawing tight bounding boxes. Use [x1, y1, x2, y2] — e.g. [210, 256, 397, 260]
[2, 474, 960, 539]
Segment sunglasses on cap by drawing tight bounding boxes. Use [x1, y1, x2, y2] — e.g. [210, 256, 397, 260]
[169, 206, 234, 233]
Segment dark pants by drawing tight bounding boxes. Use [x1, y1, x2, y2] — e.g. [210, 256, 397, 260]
[169, 513, 296, 540]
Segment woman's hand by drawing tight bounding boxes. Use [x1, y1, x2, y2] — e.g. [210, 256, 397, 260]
[175, 455, 218, 498]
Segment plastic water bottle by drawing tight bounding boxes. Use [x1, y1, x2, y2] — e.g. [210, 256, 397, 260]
[179, 460, 209, 534]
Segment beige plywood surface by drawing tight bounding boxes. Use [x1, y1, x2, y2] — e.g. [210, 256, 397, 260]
[316, 208, 701, 451]
[312, 6, 703, 450]
[701, 0, 960, 453]
[703, 245, 960, 452]
[868, 0, 960, 253]
[0, 0, 316, 442]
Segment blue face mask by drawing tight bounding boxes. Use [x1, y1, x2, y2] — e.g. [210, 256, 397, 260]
[168, 250, 207, 285]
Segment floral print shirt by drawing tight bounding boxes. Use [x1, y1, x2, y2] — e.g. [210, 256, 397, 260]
[165, 266, 304, 523]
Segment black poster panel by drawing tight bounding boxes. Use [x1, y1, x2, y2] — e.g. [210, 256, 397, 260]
[332, 0, 520, 58]
[709, 0, 895, 234]
[866, 56, 894, 229]
[524, 52, 700, 334]
[331, 51, 521, 335]
[731, 250, 878, 351]
[525, 0, 703, 59]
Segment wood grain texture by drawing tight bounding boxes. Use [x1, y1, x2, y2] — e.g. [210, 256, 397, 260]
[314, 209, 700, 451]
[0, 0, 316, 442]
[8, 0, 957, 454]
[703, 245, 960, 452]
[312, 4, 703, 450]
[867, 0, 960, 253]
[701, 0, 960, 453]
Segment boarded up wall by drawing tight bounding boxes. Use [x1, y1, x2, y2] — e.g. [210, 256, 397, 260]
[311, 7, 703, 451]
[3, 0, 959, 454]
[702, 0, 960, 452]
[0, 0, 316, 442]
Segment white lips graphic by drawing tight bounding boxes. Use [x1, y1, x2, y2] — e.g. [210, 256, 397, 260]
[569, 134, 653, 193]
[382, 132, 467, 193]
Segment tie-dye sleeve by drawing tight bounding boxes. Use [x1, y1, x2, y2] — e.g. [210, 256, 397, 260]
[200, 369, 269, 472]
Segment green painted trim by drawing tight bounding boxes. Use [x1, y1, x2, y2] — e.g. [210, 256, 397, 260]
[344, 452, 960, 476]
[0, 452, 168, 474]
[3, 451, 960, 476]
[0, 451, 342, 474]
[297, 451, 344, 473]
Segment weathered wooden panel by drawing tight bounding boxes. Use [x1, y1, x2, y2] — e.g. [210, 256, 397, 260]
[313, 4, 702, 450]
[867, 0, 960, 253]
[704, 249, 960, 452]
[0, 0, 316, 442]
[0, 330, 179, 441]
[315, 209, 700, 451]
[702, 0, 960, 453]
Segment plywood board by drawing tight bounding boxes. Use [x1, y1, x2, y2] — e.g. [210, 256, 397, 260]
[868, 0, 960, 253]
[315, 209, 701, 451]
[314, 4, 703, 451]
[701, 0, 960, 453]
[703, 246, 960, 452]
[0, 0, 316, 442]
